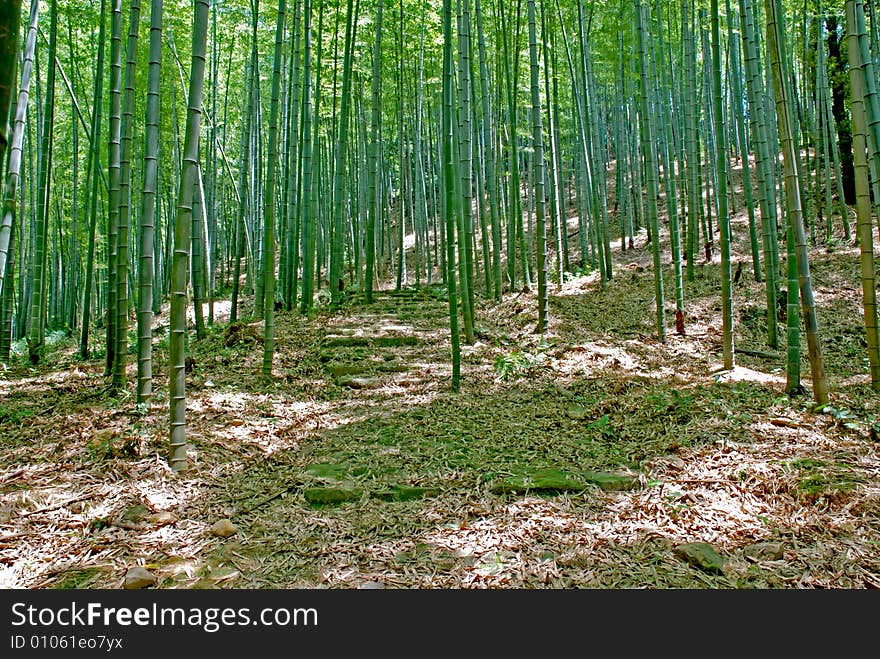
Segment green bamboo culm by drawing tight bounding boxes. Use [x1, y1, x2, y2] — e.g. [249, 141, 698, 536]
[727, 0, 761, 282]
[364, 0, 382, 304]
[475, 0, 502, 301]
[851, 0, 880, 228]
[136, 0, 162, 404]
[105, 0, 123, 377]
[0, 0, 22, 178]
[27, 0, 58, 365]
[634, 0, 665, 343]
[683, 0, 699, 283]
[299, 0, 316, 314]
[527, 0, 548, 334]
[113, 0, 141, 390]
[169, 0, 211, 472]
[765, 0, 829, 404]
[844, 0, 880, 389]
[711, 0, 734, 370]
[79, 0, 107, 361]
[740, 0, 778, 350]
[262, 0, 286, 377]
[442, 0, 461, 391]
[329, 0, 356, 309]
[455, 0, 475, 345]
[0, 0, 36, 301]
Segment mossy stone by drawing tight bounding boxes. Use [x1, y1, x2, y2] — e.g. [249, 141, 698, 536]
[52, 568, 103, 589]
[337, 375, 380, 389]
[674, 542, 726, 573]
[490, 468, 584, 495]
[304, 487, 363, 506]
[581, 471, 640, 491]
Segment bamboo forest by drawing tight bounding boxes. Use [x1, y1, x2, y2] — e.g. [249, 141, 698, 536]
[0, 0, 877, 590]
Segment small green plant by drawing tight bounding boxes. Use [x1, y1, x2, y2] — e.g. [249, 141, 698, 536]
[646, 389, 695, 420]
[493, 349, 545, 381]
[563, 263, 593, 282]
[814, 404, 861, 431]
[587, 413, 616, 439]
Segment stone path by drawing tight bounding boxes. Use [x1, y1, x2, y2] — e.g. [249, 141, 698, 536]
[319, 288, 451, 392]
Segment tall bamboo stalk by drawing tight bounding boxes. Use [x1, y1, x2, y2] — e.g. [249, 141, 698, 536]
[169, 0, 210, 472]
[766, 0, 829, 403]
[137, 0, 162, 404]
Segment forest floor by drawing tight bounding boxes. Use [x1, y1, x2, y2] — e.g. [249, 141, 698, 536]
[1, 176, 879, 589]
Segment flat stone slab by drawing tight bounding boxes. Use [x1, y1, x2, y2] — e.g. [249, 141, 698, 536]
[490, 469, 587, 495]
[490, 468, 640, 495]
[337, 375, 381, 389]
[377, 324, 413, 333]
[674, 542, 726, 573]
[582, 471, 640, 491]
[323, 335, 419, 348]
[304, 487, 363, 506]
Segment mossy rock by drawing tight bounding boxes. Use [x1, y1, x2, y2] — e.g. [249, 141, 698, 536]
[490, 468, 585, 495]
[674, 542, 726, 573]
[306, 463, 349, 480]
[304, 487, 363, 507]
[581, 471, 640, 491]
[491, 468, 639, 495]
[373, 485, 441, 502]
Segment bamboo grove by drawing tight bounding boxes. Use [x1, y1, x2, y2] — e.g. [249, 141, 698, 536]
[0, 0, 879, 471]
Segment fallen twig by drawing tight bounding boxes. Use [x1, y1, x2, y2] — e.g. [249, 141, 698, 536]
[0, 469, 25, 485]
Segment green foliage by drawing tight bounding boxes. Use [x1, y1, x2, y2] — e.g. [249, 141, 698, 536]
[586, 413, 615, 439]
[51, 568, 102, 589]
[0, 403, 36, 425]
[493, 347, 546, 381]
[790, 456, 858, 503]
[646, 389, 695, 421]
[563, 262, 593, 282]
[814, 403, 861, 430]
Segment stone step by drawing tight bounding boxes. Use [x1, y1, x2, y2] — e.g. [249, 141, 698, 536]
[322, 335, 420, 348]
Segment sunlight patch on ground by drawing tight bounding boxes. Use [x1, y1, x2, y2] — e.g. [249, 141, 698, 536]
[554, 341, 640, 374]
[713, 365, 787, 387]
